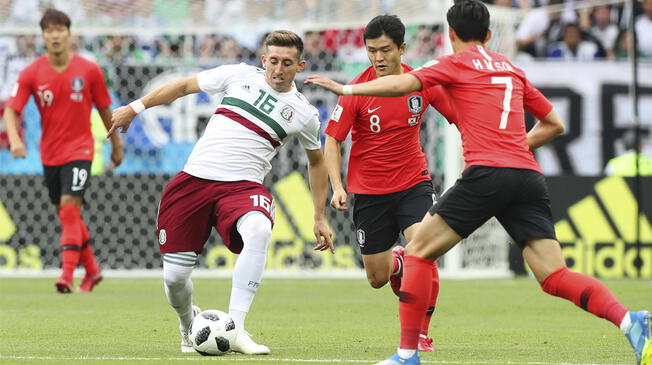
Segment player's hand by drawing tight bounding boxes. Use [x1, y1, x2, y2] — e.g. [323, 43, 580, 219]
[313, 216, 335, 253]
[9, 139, 26, 158]
[330, 188, 348, 210]
[110, 142, 124, 169]
[304, 75, 344, 95]
[106, 105, 136, 138]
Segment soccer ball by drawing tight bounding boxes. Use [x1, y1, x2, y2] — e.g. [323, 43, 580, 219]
[189, 309, 237, 355]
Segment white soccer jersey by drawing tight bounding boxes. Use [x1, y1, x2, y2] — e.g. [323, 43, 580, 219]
[183, 63, 322, 183]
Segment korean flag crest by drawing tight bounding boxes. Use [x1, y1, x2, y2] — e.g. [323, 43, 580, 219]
[407, 95, 423, 114]
[71, 77, 84, 92]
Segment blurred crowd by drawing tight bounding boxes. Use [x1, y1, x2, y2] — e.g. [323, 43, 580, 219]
[0, 0, 650, 70]
[511, 0, 652, 60]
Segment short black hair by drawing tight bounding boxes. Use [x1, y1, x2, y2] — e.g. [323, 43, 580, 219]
[40, 9, 71, 31]
[446, 0, 490, 42]
[364, 15, 405, 47]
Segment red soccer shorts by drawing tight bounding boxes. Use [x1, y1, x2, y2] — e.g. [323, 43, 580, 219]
[157, 171, 274, 254]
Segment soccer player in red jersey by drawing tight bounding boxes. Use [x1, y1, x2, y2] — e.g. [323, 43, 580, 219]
[308, 1, 651, 364]
[324, 15, 456, 352]
[3, 9, 124, 294]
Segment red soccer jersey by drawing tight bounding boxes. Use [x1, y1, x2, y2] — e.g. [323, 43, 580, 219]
[410, 46, 553, 173]
[7, 53, 111, 165]
[325, 64, 456, 194]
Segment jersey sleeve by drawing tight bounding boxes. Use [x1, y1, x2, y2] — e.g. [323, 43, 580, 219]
[297, 109, 322, 150]
[323, 95, 357, 141]
[196, 63, 246, 95]
[6, 67, 33, 113]
[425, 85, 457, 124]
[523, 77, 553, 120]
[90, 64, 112, 109]
[409, 57, 456, 90]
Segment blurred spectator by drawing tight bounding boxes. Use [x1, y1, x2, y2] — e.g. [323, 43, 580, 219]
[405, 25, 444, 61]
[548, 23, 601, 60]
[636, 0, 652, 57]
[515, 0, 566, 58]
[217, 37, 242, 62]
[612, 29, 631, 60]
[588, 6, 619, 57]
[198, 34, 219, 61]
[303, 30, 335, 71]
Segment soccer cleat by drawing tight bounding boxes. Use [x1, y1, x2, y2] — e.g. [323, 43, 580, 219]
[76, 274, 103, 293]
[418, 334, 435, 352]
[180, 305, 202, 353]
[231, 330, 270, 355]
[375, 352, 420, 365]
[55, 277, 73, 294]
[390, 245, 405, 296]
[625, 310, 652, 365]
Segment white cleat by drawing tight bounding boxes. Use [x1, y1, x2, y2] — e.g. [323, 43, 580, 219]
[231, 330, 270, 355]
[180, 305, 202, 353]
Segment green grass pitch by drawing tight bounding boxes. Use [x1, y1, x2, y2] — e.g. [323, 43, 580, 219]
[0, 277, 649, 364]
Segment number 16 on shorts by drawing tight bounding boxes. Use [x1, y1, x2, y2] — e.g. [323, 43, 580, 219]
[250, 194, 275, 218]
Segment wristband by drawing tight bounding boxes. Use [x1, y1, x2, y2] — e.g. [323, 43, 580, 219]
[342, 85, 353, 95]
[128, 99, 146, 114]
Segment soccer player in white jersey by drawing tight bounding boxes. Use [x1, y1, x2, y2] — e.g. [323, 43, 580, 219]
[108, 30, 334, 355]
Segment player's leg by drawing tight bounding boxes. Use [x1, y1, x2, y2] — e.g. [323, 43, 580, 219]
[228, 211, 272, 355]
[157, 172, 214, 352]
[162, 254, 200, 353]
[379, 167, 497, 364]
[56, 161, 101, 293]
[213, 181, 275, 355]
[56, 193, 83, 293]
[523, 238, 650, 364]
[76, 219, 103, 292]
[399, 181, 440, 352]
[353, 193, 401, 290]
[503, 169, 650, 364]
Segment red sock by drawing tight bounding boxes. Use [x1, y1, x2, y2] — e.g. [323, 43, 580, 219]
[541, 267, 628, 327]
[421, 261, 440, 336]
[79, 220, 100, 277]
[59, 204, 82, 282]
[399, 255, 433, 350]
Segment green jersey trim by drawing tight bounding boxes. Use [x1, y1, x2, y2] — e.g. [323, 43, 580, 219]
[222, 97, 288, 139]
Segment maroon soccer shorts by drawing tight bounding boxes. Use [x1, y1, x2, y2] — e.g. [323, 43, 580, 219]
[157, 171, 274, 255]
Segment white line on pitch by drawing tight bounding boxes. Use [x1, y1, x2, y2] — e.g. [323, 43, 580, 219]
[0, 355, 630, 365]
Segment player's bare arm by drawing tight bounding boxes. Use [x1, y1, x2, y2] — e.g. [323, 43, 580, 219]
[2, 106, 27, 158]
[305, 148, 335, 252]
[107, 75, 201, 137]
[324, 136, 348, 210]
[526, 110, 565, 150]
[305, 73, 422, 97]
[98, 107, 124, 168]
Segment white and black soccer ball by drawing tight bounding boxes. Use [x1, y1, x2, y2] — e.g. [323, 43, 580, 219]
[189, 309, 236, 355]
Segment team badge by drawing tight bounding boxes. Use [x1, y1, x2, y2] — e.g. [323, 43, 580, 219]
[356, 229, 366, 247]
[158, 229, 167, 245]
[280, 105, 295, 122]
[71, 77, 84, 92]
[407, 95, 423, 114]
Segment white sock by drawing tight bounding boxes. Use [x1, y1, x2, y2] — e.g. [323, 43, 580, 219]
[397, 349, 416, 358]
[163, 255, 196, 332]
[620, 312, 632, 334]
[229, 212, 271, 332]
